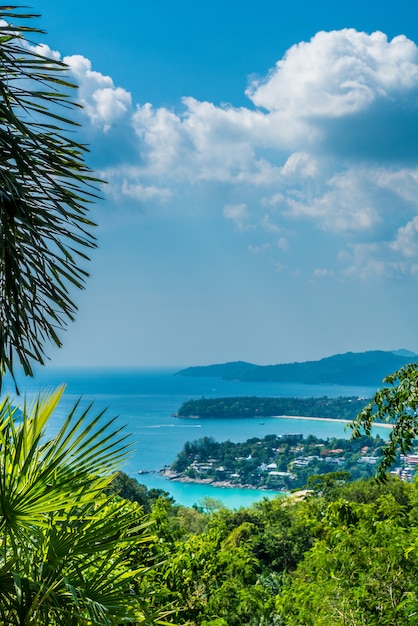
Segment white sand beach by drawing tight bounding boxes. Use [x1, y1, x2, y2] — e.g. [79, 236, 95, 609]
[275, 415, 393, 429]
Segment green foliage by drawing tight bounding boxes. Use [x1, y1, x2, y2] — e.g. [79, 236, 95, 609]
[276, 493, 418, 625]
[0, 387, 168, 625]
[107, 471, 172, 514]
[177, 396, 368, 420]
[137, 474, 418, 625]
[142, 494, 316, 625]
[0, 7, 99, 388]
[349, 363, 418, 478]
[306, 471, 351, 498]
[171, 432, 389, 491]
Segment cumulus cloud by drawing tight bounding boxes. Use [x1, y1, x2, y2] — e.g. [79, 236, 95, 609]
[32, 28, 418, 279]
[29, 43, 132, 132]
[34, 43, 61, 61]
[128, 29, 418, 277]
[248, 30, 418, 115]
[64, 55, 132, 131]
[132, 98, 277, 183]
[127, 30, 418, 185]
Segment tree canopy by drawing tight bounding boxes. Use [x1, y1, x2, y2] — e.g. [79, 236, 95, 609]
[349, 363, 418, 478]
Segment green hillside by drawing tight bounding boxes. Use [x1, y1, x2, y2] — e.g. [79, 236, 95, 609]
[177, 350, 417, 386]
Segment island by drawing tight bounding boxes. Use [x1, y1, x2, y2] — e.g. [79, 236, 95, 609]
[175, 395, 369, 421]
[176, 349, 417, 386]
[162, 433, 416, 491]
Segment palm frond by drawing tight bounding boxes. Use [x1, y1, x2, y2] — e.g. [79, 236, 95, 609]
[0, 387, 164, 624]
[0, 7, 101, 389]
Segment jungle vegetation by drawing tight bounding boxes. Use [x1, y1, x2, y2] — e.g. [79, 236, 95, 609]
[115, 469, 418, 626]
[170, 432, 391, 490]
[176, 396, 369, 421]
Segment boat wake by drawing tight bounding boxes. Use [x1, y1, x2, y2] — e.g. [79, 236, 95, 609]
[145, 423, 202, 429]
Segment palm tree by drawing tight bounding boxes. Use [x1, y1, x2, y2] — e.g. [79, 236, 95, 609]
[0, 386, 167, 625]
[0, 6, 98, 389]
[0, 9, 173, 624]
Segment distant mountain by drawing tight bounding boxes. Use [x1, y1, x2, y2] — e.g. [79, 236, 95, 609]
[177, 350, 418, 386]
[178, 361, 255, 379]
[390, 348, 418, 358]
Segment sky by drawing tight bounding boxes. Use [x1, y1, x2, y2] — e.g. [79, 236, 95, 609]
[17, 1, 418, 367]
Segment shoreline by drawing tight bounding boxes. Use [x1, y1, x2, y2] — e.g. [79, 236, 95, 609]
[275, 414, 393, 429]
[159, 468, 282, 493]
[179, 414, 393, 429]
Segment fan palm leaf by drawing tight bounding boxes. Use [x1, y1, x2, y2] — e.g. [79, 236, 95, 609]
[0, 387, 161, 624]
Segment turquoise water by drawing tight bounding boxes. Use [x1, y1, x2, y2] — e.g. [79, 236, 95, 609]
[2, 367, 384, 509]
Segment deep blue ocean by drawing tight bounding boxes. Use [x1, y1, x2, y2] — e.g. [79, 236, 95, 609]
[2, 367, 384, 509]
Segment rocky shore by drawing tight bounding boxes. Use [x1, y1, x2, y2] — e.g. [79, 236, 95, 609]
[159, 467, 272, 491]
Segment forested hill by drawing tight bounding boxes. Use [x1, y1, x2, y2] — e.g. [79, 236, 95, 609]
[176, 396, 368, 420]
[177, 350, 417, 386]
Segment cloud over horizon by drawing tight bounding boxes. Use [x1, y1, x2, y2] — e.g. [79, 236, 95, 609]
[48, 28, 418, 280]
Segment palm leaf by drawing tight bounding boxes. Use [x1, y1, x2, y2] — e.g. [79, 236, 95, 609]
[0, 7, 101, 389]
[0, 387, 164, 624]
[0, 388, 132, 529]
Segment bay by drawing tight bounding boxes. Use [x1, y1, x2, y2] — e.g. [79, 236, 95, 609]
[2, 367, 384, 509]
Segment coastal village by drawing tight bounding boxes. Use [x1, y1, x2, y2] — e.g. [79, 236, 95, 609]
[161, 432, 418, 491]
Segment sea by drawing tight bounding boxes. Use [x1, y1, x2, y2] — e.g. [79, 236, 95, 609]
[1, 367, 386, 509]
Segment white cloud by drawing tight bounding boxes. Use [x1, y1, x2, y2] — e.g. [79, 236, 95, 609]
[391, 217, 418, 257]
[64, 54, 132, 131]
[281, 153, 318, 179]
[248, 243, 271, 253]
[28, 43, 132, 132]
[338, 238, 418, 279]
[132, 98, 279, 183]
[244, 30, 418, 162]
[260, 214, 282, 233]
[124, 30, 418, 193]
[103, 166, 171, 203]
[313, 268, 334, 277]
[32, 28, 418, 279]
[285, 168, 382, 232]
[247, 30, 418, 117]
[277, 237, 289, 251]
[374, 168, 418, 205]
[34, 43, 61, 61]
[223, 203, 252, 231]
[133, 103, 187, 173]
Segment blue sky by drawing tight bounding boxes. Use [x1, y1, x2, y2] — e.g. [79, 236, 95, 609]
[24, 1, 418, 367]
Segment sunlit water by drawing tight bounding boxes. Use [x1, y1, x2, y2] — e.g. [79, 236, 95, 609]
[2, 367, 384, 508]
